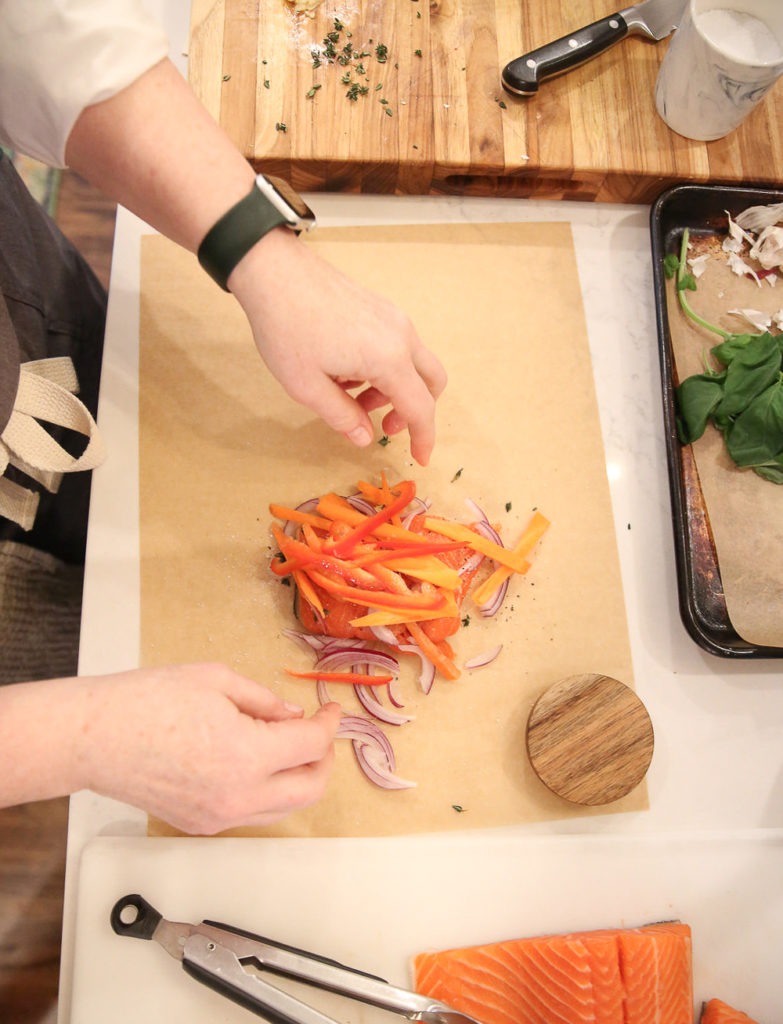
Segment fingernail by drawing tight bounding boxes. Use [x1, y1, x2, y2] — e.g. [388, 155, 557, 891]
[284, 701, 304, 714]
[345, 425, 372, 447]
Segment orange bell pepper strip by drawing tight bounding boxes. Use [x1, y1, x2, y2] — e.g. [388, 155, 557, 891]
[272, 528, 382, 590]
[305, 568, 447, 613]
[421, 517, 529, 573]
[285, 669, 393, 686]
[471, 511, 550, 607]
[404, 620, 460, 681]
[269, 504, 333, 531]
[291, 568, 324, 618]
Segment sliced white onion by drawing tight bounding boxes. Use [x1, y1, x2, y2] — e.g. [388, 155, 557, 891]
[354, 684, 414, 725]
[464, 644, 503, 670]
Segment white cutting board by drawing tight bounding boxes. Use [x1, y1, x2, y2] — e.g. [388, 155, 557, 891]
[69, 832, 783, 1023]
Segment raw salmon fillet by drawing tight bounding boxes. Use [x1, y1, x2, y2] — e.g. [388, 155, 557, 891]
[413, 921, 692, 1024]
[700, 999, 760, 1024]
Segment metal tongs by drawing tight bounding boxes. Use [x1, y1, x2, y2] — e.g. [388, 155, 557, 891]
[111, 894, 482, 1024]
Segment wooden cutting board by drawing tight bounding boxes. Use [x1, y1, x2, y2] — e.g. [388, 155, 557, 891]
[188, 0, 783, 202]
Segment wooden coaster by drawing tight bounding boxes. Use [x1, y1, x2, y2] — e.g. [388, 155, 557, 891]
[526, 674, 654, 806]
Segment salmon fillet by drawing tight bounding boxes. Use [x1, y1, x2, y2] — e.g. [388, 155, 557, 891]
[700, 999, 760, 1024]
[413, 922, 692, 1024]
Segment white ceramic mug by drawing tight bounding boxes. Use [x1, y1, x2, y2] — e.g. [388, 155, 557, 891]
[655, 0, 783, 140]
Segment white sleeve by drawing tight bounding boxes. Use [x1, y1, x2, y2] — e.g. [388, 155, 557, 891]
[0, 0, 170, 168]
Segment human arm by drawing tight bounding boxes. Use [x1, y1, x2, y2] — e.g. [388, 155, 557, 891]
[0, 664, 342, 834]
[63, 58, 447, 464]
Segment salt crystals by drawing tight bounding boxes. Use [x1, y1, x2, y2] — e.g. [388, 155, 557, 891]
[696, 9, 783, 64]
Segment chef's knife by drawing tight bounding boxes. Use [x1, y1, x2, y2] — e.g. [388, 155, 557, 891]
[502, 0, 684, 96]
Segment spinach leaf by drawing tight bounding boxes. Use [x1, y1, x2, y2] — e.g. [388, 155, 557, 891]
[711, 333, 757, 365]
[754, 453, 783, 484]
[726, 375, 783, 467]
[713, 332, 782, 424]
[675, 372, 726, 443]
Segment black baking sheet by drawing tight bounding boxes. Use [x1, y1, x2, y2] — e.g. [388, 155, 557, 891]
[651, 183, 783, 659]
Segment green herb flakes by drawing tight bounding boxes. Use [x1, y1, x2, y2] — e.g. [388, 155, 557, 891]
[378, 435, 391, 447]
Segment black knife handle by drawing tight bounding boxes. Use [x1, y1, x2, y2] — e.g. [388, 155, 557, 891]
[502, 13, 629, 96]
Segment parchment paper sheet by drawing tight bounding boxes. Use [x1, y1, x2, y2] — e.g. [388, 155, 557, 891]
[139, 222, 643, 837]
[666, 263, 783, 647]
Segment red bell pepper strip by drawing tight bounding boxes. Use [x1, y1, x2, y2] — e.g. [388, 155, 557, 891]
[285, 669, 393, 686]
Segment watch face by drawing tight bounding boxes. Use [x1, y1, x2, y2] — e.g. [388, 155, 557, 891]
[256, 174, 315, 229]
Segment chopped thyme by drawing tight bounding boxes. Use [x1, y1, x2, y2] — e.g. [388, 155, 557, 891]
[452, 804, 465, 813]
[222, 73, 231, 81]
[280, 577, 291, 586]
[264, 79, 270, 88]
[505, 501, 512, 512]
[378, 435, 391, 447]
[375, 82, 383, 91]
[275, 122, 287, 132]
[414, 48, 422, 57]
[385, 107, 393, 116]
[461, 615, 471, 627]
[341, 71, 352, 84]
[375, 42, 388, 63]
[451, 468, 463, 482]
[306, 84, 322, 98]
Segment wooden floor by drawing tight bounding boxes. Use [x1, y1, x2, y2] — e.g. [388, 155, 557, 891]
[0, 170, 116, 1024]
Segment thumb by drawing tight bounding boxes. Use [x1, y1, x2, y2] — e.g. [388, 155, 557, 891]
[297, 375, 375, 449]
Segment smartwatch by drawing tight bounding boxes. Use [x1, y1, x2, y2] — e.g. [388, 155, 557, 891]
[197, 174, 316, 291]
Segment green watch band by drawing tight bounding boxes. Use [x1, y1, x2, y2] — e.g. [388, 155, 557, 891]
[197, 183, 289, 292]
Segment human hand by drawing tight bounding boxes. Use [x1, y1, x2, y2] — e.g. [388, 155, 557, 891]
[228, 227, 448, 466]
[72, 663, 341, 834]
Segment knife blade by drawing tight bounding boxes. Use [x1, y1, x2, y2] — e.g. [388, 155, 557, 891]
[501, 0, 685, 96]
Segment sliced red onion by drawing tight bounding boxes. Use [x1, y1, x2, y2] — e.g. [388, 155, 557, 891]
[354, 742, 416, 790]
[464, 644, 503, 670]
[398, 643, 436, 695]
[316, 679, 333, 706]
[459, 550, 484, 576]
[319, 636, 368, 653]
[464, 497, 489, 524]
[282, 498, 320, 537]
[354, 684, 414, 726]
[336, 715, 396, 765]
[474, 518, 504, 548]
[401, 497, 431, 529]
[346, 494, 377, 517]
[369, 624, 398, 647]
[281, 629, 330, 652]
[386, 677, 405, 708]
[314, 647, 399, 675]
[479, 577, 509, 618]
